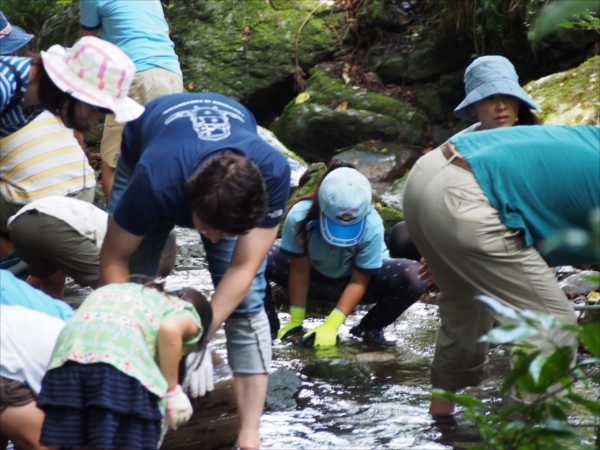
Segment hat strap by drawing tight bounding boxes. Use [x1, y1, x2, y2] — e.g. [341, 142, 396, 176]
[0, 23, 12, 38]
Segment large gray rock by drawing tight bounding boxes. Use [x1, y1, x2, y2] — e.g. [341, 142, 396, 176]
[270, 67, 428, 162]
[168, 0, 349, 101]
[524, 56, 600, 126]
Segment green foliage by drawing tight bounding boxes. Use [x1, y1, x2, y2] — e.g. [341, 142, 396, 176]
[434, 295, 600, 449]
[2, 0, 74, 51]
[439, 0, 546, 56]
[529, 0, 600, 42]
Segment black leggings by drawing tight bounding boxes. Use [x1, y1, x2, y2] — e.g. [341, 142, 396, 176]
[265, 244, 427, 331]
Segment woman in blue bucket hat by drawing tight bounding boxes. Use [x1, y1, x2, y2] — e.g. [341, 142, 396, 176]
[388, 55, 542, 260]
[265, 160, 427, 347]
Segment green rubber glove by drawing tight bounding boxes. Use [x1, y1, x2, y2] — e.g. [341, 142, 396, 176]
[277, 306, 306, 340]
[301, 308, 347, 348]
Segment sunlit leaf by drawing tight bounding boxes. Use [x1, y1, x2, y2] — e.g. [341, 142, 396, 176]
[528, 354, 547, 384]
[480, 324, 539, 344]
[335, 101, 348, 111]
[580, 322, 600, 356]
[341, 73, 351, 85]
[476, 295, 521, 321]
[529, 0, 600, 42]
[295, 92, 311, 104]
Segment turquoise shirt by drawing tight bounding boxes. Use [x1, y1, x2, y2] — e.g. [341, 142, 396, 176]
[0, 270, 74, 321]
[80, 0, 182, 75]
[450, 125, 600, 265]
[281, 200, 389, 278]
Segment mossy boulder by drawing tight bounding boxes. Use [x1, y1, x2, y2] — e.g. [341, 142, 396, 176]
[524, 56, 600, 126]
[168, 0, 348, 101]
[270, 67, 428, 162]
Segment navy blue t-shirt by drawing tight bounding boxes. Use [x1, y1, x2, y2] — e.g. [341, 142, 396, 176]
[113, 93, 291, 235]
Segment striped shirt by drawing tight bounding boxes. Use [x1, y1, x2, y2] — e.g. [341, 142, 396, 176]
[0, 56, 44, 138]
[0, 111, 96, 205]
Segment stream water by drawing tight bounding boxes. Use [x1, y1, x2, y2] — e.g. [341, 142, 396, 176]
[62, 228, 599, 450]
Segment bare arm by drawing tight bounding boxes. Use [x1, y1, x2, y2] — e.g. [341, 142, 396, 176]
[158, 314, 199, 391]
[335, 269, 371, 316]
[288, 256, 310, 308]
[209, 225, 278, 334]
[99, 216, 143, 284]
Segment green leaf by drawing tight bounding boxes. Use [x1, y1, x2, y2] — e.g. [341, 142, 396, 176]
[480, 323, 539, 344]
[528, 354, 547, 384]
[432, 389, 486, 408]
[529, 0, 600, 42]
[476, 295, 521, 321]
[566, 393, 600, 415]
[538, 348, 573, 387]
[502, 351, 541, 393]
[535, 419, 577, 436]
[580, 322, 600, 356]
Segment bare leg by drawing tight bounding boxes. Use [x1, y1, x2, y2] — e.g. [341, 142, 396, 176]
[28, 271, 66, 299]
[430, 396, 455, 417]
[0, 402, 54, 450]
[0, 235, 14, 259]
[234, 373, 268, 449]
[101, 161, 116, 202]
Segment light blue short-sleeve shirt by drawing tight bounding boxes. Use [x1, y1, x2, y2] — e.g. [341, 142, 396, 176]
[281, 200, 389, 279]
[80, 0, 182, 75]
[0, 270, 74, 321]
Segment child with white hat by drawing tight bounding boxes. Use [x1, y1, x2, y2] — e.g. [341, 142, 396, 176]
[0, 35, 143, 138]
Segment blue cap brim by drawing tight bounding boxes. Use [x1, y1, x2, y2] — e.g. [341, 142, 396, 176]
[319, 214, 366, 247]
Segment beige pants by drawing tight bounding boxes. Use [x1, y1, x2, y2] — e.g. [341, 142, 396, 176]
[403, 148, 576, 391]
[100, 67, 184, 167]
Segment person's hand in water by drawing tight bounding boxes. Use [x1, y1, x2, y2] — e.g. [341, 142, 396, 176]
[301, 308, 346, 347]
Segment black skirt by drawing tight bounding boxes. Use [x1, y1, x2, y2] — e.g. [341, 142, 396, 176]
[37, 361, 162, 450]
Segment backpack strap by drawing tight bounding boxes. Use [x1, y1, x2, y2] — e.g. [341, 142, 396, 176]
[0, 60, 24, 119]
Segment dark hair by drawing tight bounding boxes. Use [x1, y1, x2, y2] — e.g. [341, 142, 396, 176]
[139, 281, 213, 384]
[294, 159, 356, 250]
[516, 102, 542, 125]
[176, 287, 213, 384]
[185, 150, 268, 235]
[33, 54, 110, 132]
[157, 229, 177, 279]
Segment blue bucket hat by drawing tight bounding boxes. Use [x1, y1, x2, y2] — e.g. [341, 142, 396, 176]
[0, 12, 34, 55]
[454, 55, 541, 121]
[318, 167, 372, 247]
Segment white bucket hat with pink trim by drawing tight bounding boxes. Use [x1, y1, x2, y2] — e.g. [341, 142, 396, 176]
[40, 36, 144, 123]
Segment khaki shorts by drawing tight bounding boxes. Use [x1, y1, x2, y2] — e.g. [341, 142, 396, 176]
[101, 67, 184, 167]
[10, 212, 101, 287]
[0, 188, 94, 237]
[0, 376, 35, 413]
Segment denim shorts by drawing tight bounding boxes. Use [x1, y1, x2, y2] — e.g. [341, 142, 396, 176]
[224, 308, 272, 374]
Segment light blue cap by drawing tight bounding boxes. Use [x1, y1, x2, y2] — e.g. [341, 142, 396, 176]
[318, 167, 372, 247]
[454, 55, 541, 121]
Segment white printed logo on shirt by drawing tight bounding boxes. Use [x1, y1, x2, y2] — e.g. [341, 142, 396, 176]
[164, 101, 245, 141]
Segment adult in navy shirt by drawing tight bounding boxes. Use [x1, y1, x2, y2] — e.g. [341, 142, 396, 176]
[100, 93, 290, 448]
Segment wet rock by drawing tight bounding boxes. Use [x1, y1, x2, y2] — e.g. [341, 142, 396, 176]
[559, 271, 600, 296]
[270, 67, 428, 162]
[162, 352, 238, 450]
[266, 367, 303, 410]
[335, 142, 421, 182]
[524, 56, 600, 126]
[301, 358, 371, 387]
[257, 126, 307, 188]
[381, 172, 409, 212]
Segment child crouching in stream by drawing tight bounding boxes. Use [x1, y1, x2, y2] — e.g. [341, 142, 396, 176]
[37, 282, 212, 449]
